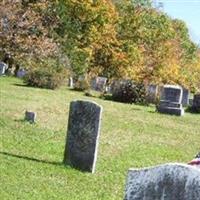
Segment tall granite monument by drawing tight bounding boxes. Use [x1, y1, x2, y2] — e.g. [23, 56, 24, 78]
[63, 100, 102, 173]
[157, 85, 184, 116]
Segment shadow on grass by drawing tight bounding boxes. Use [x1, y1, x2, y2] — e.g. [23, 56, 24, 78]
[185, 107, 200, 115]
[148, 110, 156, 113]
[0, 151, 63, 166]
[12, 83, 55, 91]
[12, 83, 30, 88]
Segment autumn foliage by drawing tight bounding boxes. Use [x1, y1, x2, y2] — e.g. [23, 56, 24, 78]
[0, 0, 200, 91]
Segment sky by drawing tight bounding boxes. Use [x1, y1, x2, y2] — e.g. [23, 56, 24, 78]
[154, 0, 200, 45]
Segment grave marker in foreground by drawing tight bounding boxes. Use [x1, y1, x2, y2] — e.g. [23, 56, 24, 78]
[124, 163, 200, 200]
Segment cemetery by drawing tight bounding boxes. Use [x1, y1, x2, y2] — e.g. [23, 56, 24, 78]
[1, 0, 200, 199]
[0, 77, 199, 200]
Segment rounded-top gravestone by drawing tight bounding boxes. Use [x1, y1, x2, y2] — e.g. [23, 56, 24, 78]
[63, 100, 102, 173]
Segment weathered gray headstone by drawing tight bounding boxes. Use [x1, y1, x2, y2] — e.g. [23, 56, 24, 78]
[124, 163, 200, 200]
[25, 111, 36, 123]
[17, 69, 26, 78]
[110, 79, 133, 94]
[192, 93, 200, 113]
[157, 85, 184, 116]
[63, 100, 102, 173]
[146, 84, 158, 104]
[91, 76, 107, 91]
[182, 88, 190, 107]
[0, 62, 8, 75]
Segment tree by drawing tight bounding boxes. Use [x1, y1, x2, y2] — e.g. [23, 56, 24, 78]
[0, 0, 59, 67]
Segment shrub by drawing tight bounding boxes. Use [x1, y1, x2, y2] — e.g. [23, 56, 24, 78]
[111, 80, 147, 104]
[73, 77, 90, 91]
[24, 65, 68, 90]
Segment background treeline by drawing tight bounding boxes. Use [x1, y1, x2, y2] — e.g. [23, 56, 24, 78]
[1, 0, 200, 91]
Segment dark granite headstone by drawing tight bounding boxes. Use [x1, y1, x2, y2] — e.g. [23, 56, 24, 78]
[182, 88, 190, 107]
[25, 111, 36, 123]
[192, 93, 200, 113]
[157, 85, 184, 116]
[124, 163, 200, 200]
[162, 87, 181, 103]
[63, 100, 102, 173]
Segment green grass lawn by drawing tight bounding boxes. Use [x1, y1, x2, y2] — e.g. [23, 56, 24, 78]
[0, 77, 199, 200]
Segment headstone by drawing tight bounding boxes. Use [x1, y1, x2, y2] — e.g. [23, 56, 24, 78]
[63, 100, 102, 173]
[110, 79, 132, 94]
[17, 69, 26, 78]
[146, 84, 158, 104]
[182, 88, 190, 107]
[25, 111, 36, 123]
[157, 85, 184, 116]
[189, 98, 193, 106]
[124, 163, 200, 200]
[68, 77, 74, 88]
[191, 93, 200, 113]
[91, 77, 107, 91]
[0, 62, 8, 75]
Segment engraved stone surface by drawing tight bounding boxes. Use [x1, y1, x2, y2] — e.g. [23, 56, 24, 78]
[161, 85, 182, 103]
[157, 85, 184, 116]
[124, 163, 200, 200]
[25, 111, 36, 123]
[63, 100, 102, 173]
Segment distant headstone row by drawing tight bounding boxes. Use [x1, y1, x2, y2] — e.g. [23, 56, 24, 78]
[124, 163, 200, 200]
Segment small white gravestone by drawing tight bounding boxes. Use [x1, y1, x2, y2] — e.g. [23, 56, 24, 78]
[0, 62, 8, 75]
[124, 163, 200, 200]
[25, 111, 36, 123]
[68, 77, 74, 88]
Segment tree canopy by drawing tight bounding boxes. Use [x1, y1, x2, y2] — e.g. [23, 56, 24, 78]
[1, 0, 200, 91]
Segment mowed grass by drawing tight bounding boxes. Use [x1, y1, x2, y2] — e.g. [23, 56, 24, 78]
[0, 77, 199, 200]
